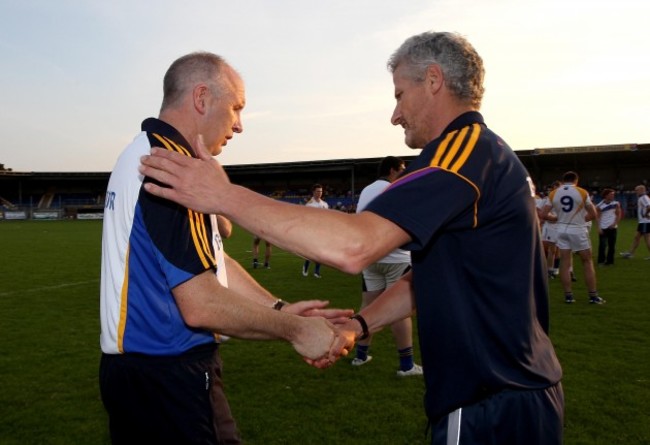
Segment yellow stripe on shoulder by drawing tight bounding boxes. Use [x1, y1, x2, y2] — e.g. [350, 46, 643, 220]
[429, 123, 481, 172]
[151, 133, 174, 152]
[577, 186, 589, 202]
[188, 210, 212, 269]
[430, 131, 456, 167]
[149, 134, 214, 268]
[426, 123, 483, 228]
[195, 211, 217, 266]
[165, 137, 192, 157]
[151, 133, 192, 157]
[440, 126, 470, 169]
[449, 124, 481, 173]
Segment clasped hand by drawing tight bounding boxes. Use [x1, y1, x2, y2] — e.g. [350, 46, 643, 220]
[285, 299, 357, 369]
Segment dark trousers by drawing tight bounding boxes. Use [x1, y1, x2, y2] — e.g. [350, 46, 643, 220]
[597, 227, 618, 265]
[430, 382, 564, 445]
[303, 259, 321, 274]
[100, 344, 241, 445]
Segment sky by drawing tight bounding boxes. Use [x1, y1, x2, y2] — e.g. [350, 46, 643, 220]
[0, 0, 648, 172]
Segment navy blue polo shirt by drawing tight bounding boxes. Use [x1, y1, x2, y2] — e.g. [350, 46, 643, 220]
[365, 112, 562, 421]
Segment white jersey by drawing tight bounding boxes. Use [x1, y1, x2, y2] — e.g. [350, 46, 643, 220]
[596, 199, 620, 230]
[357, 179, 410, 264]
[548, 183, 592, 228]
[101, 119, 227, 355]
[306, 198, 329, 210]
[638, 194, 650, 223]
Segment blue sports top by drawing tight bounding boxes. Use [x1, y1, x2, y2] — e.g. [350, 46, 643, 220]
[100, 118, 225, 355]
[365, 111, 562, 421]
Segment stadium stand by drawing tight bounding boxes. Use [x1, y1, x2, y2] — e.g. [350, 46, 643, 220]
[1, 143, 649, 220]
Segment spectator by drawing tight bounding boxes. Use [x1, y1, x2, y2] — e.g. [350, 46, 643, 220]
[596, 188, 623, 265]
[302, 184, 329, 278]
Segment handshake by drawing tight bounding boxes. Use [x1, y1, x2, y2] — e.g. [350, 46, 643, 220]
[280, 300, 366, 369]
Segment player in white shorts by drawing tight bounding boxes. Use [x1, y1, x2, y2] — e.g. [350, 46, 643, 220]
[541, 171, 605, 304]
[352, 156, 422, 376]
[540, 184, 559, 277]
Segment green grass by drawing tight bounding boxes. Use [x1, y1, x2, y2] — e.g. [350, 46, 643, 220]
[0, 219, 648, 444]
[0, 221, 106, 445]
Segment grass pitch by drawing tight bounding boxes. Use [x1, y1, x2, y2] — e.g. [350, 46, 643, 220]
[0, 219, 648, 444]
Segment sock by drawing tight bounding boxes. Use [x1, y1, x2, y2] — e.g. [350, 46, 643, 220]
[553, 258, 560, 269]
[588, 291, 599, 299]
[355, 344, 369, 361]
[565, 292, 574, 300]
[398, 346, 415, 371]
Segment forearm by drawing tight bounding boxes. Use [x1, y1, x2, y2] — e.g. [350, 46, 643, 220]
[225, 253, 354, 323]
[216, 292, 308, 341]
[174, 271, 304, 341]
[348, 272, 416, 339]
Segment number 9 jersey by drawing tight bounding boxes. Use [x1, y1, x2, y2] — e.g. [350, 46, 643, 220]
[548, 183, 592, 228]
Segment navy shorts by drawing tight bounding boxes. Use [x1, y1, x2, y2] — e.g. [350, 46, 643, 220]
[430, 382, 564, 445]
[100, 343, 241, 444]
[637, 222, 650, 235]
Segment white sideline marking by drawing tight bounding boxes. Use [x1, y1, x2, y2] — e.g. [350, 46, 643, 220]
[0, 279, 99, 297]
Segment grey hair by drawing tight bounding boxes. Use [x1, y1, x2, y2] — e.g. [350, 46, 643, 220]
[160, 52, 232, 111]
[387, 32, 485, 109]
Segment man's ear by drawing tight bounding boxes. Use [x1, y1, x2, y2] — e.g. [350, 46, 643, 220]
[193, 84, 209, 113]
[426, 64, 444, 95]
